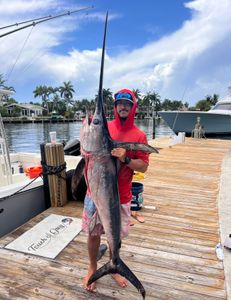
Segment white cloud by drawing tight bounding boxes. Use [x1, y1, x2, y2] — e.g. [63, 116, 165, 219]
[1, 0, 231, 104]
[104, 0, 231, 103]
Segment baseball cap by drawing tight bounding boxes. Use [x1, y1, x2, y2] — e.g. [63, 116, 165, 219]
[114, 92, 134, 104]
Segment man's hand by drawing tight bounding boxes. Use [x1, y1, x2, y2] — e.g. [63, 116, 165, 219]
[111, 148, 148, 172]
[111, 148, 126, 162]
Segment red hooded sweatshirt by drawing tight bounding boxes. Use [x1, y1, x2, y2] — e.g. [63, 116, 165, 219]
[108, 89, 149, 204]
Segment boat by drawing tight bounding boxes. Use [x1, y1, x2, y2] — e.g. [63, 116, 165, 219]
[0, 109, 82, 238]
[158, 88, 231, 136]
[0, 150, 82, 238]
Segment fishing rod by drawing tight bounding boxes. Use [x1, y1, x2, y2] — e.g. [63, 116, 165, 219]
[0, 6, 94, 39]
[0, 15, 52, 31]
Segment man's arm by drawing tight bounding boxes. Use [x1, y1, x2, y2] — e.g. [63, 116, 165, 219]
[111, 148, 148, 173]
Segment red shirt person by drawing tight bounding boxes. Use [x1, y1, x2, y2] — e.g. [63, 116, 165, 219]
[83, 88, 150, 291]
[108, 89, 149, 204]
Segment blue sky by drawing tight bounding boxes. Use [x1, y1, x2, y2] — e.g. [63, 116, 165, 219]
[1, 0, 231, 105]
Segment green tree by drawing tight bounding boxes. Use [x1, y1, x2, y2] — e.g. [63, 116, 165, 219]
[103, 88, 113, 117]
[0, 74, 16, 102]
[33, 85, 53, 114]
[195, 99, 211, 111]
[94, 88, 113, 117]
[0, 74, 6, 87]
[5, 97, 17, 105]
[143, 91, 161, 116]
[161, 99, 184, 111]
[204, 94, 219, 106]
[184, 102, 189, 109]
[51, 93, 61, 113]
[161, 99, 172, 111]
[132, 89, 142, 106]
[0, 74, 15, 91]
[59, 81, 75, 106]
[0, 106, 8, 117]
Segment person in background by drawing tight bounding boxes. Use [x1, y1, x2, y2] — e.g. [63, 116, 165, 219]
[83, 88, 150, 291]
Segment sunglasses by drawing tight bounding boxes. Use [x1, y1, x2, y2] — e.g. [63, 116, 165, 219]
[115, 92, 133, 101]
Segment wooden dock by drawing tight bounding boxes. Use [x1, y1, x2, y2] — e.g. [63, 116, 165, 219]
[1, 137, 231, 299]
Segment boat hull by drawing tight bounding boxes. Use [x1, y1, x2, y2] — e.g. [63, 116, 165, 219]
[0, 183, 46, 238]
[158, 111, 231, 136]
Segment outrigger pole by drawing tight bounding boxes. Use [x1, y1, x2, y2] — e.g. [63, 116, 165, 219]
[0, 16, 52, 31]
[0, 6, 94, 39]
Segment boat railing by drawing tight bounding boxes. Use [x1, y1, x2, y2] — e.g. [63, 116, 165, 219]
[0, 113, 12, 185]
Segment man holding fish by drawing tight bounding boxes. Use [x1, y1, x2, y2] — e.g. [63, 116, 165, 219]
[82, 88, 150, 291]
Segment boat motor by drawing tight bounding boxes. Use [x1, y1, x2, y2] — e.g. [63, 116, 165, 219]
[63, 138, 81, 156]
[63, 139, 87, 202]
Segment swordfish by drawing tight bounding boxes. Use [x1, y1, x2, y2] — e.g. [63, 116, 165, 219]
[72, 12, 158, 299]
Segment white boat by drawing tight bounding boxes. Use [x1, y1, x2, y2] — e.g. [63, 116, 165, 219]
[0, 151, 82, 238]
[1, 88, 84, 238]
[158, 88, 231, 136]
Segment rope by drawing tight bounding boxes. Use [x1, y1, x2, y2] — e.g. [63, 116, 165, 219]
[0, 162, 66, 203]
[42, 162, 67, 206]
[0, 173, 42, 202]
[6, 26, 34, 81]
[172, 86, 188, 134]
[42, 162, 66, 179]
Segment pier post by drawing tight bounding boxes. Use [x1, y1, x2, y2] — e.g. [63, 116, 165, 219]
[152, 117, 156, 139]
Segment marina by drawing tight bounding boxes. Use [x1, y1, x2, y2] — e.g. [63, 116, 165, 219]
[0, 137, 231, 299]
[3, 119, 173, 153]
[1, 4, 231, 299]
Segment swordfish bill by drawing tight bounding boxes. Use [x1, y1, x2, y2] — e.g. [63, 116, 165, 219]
[79, 12, 157, 299]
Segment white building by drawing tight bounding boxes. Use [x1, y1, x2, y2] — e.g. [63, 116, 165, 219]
[6, 103, 46, 117]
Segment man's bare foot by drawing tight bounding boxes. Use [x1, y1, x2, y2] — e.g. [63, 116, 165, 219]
[111, 273, 128, 287]
[131, 211, 145, 223]
[83, 266, 97, 292]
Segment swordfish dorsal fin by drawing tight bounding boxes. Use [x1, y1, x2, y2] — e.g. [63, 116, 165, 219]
[113, 141, 159, 153]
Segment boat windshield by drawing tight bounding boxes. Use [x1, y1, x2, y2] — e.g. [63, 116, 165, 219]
[212, 103, 231, 110]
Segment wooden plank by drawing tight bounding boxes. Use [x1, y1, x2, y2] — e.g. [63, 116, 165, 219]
[1, 137, 231, 299]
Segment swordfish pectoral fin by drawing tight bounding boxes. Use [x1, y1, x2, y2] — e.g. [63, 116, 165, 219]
[71, 157, 85, 200]
[87, 258, 146, 299]
[114, 141, 159, 154]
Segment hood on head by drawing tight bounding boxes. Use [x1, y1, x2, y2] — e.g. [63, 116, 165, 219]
[113, 88, 137, 130]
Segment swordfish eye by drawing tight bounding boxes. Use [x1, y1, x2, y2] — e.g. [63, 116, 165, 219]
[93, 119, 101, 125]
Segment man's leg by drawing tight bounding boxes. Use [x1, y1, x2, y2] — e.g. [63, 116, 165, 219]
[84, 234, 101, 291]
[110, 202, 131, 288]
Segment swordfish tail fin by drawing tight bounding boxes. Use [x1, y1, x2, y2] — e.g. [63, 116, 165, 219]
[87, 258, 146, 299]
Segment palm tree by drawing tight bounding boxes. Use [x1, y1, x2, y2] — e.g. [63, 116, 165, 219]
[0, 74, 16, 101]
[52, 93, 61, 113]
[143, 91, 161, 117]
[59, 81, 75, 106]
[210, 94, 219, 106]
[103, 88, 113, 117]
[0, 74, 5, 87]
[202, 94, 219, 109]
[33, 85, 53, 114]
[132, 88, 142, 105]
[94, 88, 113, 117]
